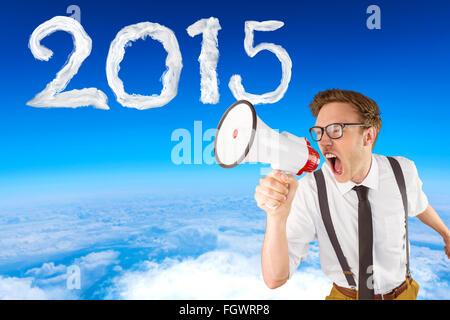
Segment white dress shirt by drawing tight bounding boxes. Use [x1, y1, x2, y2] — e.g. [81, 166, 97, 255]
[286, 154, 429, 294]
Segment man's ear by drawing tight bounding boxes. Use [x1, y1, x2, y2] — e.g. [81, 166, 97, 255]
[364, 127, 377, 147]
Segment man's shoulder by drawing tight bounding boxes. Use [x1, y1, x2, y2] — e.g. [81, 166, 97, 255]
[374, 154, 417, 170]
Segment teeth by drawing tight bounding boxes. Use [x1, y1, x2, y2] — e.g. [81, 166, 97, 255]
[325, 154, 337, 159]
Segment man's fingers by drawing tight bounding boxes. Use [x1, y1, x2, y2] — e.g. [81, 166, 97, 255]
[255, 188, 284, 211]
[260, 175, 289, 196]
[255, 185, 287, 202]
[255, 190, 276, 208]
[254, 170, 299, 215]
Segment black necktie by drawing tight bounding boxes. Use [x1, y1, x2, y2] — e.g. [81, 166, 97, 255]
[353, 185, 375, 300]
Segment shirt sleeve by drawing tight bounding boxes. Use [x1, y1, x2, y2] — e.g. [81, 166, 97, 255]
[286, 174, 317, 279]
[394, 156, 429, 217]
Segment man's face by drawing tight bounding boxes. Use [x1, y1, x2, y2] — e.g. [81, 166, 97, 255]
[314, 102, 368, 183]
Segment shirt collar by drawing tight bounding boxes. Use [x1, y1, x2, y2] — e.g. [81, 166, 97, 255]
[325, 154, 379, 195]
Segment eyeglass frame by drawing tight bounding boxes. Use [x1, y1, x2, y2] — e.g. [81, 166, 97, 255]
[309, 123, 371, 142]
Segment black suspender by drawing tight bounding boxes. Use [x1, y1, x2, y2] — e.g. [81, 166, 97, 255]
[387, 156, 411, 278]
[313, 156, 410, 287]
[314, 169, 357, 287]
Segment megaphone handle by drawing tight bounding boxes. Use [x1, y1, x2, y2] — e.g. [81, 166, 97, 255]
[265, 170, 292, 210]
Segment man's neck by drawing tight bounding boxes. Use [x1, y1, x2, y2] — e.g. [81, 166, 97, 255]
[351, 153, 373, 185]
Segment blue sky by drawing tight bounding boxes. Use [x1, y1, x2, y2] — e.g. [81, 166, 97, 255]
[0, 0, 449, 300]
[0, 0, 449, 203]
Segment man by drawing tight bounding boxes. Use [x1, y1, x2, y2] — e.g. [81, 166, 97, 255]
[255, 89, 450, 300]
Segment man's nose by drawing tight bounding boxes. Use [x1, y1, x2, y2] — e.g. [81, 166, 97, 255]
[319, 131, 333, 147]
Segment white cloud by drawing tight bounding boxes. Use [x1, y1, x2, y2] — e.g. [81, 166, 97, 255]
[0, 250, 120, 300]
[108, 250, 331, 300]
[410, 245, 450, 300]
[109, 242, 449, 300]
[25, 262, 66, 277]
[228, 20, 292, 105]
[186, 17, 221, 104]
[0, 276, 49, 300]
[75, 250, 120, 270]
[0, 275, 76, 300]
[106, 22, 182, 109]
[27, 16, 109, 110]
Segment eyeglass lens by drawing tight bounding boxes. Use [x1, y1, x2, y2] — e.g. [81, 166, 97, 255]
[310, 124, 343, 141]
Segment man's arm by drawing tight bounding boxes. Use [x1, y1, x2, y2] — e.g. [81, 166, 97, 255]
[261, 214, 290, 289]
[255, 170, 299, 289]
[416, 204, 450, 259]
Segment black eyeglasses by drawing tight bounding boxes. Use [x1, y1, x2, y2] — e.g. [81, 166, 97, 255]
[309, 123, 370, 142]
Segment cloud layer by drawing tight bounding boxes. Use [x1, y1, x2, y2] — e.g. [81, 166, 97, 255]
[0, 192, 448, 300]
[108, 250, 331, 300]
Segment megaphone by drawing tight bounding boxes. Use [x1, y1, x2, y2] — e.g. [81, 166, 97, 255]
[214, 100, 320, 175]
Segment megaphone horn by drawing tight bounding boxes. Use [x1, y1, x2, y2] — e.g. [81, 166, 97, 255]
[213, 100, 320, 175]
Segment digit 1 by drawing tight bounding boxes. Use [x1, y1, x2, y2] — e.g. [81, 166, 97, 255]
[187, 17, 221, 104]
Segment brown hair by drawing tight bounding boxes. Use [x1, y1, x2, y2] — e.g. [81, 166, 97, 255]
[308, 89, 382, 146]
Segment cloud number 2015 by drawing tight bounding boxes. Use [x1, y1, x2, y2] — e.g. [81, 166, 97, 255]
[27, 16, 292, 110]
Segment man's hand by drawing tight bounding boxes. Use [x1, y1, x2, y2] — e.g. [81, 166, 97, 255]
[254, 169, 299, 220]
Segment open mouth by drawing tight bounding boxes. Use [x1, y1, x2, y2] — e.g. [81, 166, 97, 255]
[325, 153, 343, 176]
